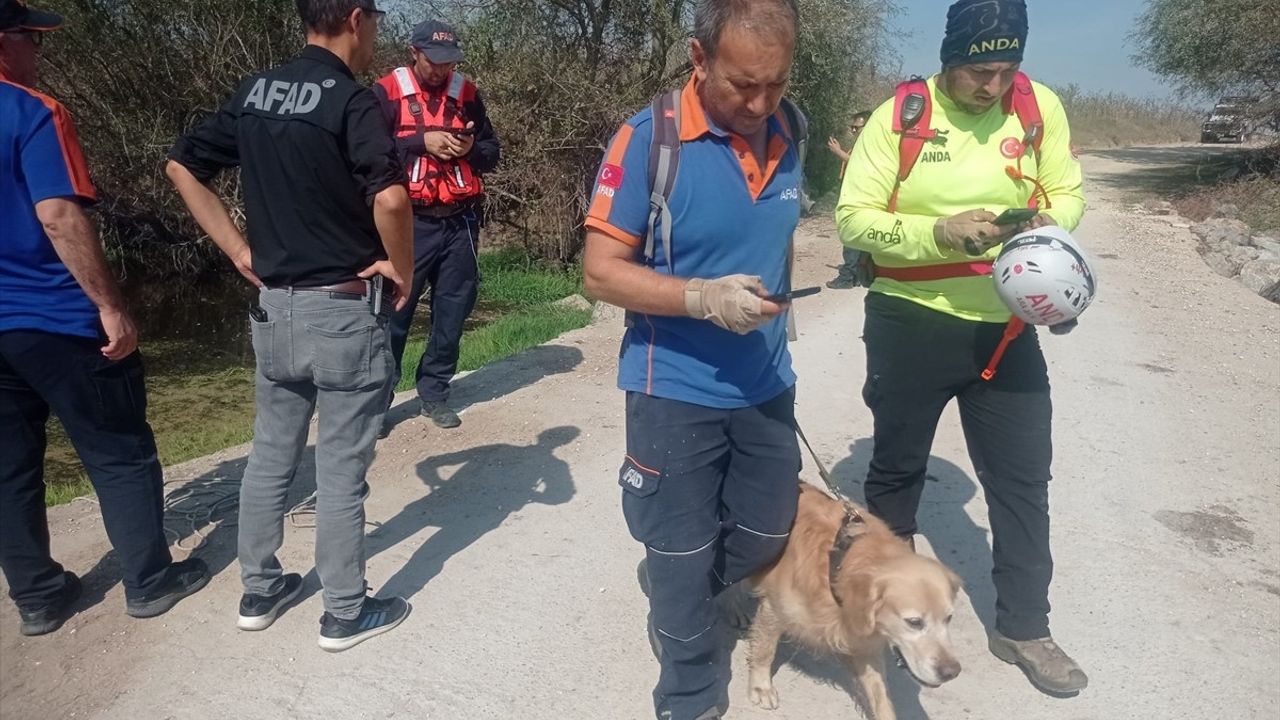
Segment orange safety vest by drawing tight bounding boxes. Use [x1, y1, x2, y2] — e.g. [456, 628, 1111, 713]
[376, 67, 484, 207]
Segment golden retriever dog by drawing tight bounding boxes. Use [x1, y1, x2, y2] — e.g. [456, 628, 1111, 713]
[746, 484, 962, 719]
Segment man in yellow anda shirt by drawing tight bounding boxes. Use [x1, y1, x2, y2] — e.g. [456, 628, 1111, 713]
[836, 0, 1089, 697]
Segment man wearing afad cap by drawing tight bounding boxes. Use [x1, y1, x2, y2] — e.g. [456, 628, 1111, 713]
[1, 0, 210, 636]
[372, 20, 501, 434]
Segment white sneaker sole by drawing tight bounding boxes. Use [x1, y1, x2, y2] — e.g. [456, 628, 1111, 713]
[317, 600, 411, 652]
[237, 582, 303, 631]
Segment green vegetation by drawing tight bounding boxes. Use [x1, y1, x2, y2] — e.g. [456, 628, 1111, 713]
[42, 248, 588, 506]
[1132, 0, 1278, 123]
[394, 248, 591, 390]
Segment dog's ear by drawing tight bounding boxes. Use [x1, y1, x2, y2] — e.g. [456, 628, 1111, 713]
[945, 567, 963, 599]
[864, 576, 887, 631]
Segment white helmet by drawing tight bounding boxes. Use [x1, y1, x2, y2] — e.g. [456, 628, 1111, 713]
[993, 226, 1097, 334]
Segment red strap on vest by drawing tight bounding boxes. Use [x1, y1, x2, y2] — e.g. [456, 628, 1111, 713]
[888, 79, 934, 213]
[981, 318, 1026, 381]
[1003, 72, 1043, 154]
[875, 261, 992, 282]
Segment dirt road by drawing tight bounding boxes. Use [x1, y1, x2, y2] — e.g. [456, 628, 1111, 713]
[2, 146, 1278, 720]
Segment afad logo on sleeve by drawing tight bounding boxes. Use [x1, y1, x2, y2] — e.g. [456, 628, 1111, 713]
[596, 162, 625, 197]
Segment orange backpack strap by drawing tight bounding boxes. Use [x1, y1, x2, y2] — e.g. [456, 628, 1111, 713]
[1001, 71, 1049, 209]
[889, 77, 935, 212]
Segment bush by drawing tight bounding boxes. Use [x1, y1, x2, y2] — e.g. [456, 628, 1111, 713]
[39, 0, 303, 280]
[36, 0, 894, 272]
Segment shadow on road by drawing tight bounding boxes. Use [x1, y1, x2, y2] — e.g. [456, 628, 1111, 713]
[1085, 144, 1255, 196]
[79, 450, 318, 611]
[382, 344, 585, 433]
[367, 425, 579, 601]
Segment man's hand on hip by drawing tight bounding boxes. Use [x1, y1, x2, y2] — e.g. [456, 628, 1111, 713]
[358, 260, 411, 312]
[232, 245, 263, 288]
[934, 209, 1019, 256]
[684, 274, 787, 335]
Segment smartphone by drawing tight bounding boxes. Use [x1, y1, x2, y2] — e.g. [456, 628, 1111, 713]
[453, 125, 478, 137]
[993, 207, 1038, 225]
[763, 286, 822, 303]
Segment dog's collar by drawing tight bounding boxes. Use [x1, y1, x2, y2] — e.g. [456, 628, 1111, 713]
[828, 504, 867, 606]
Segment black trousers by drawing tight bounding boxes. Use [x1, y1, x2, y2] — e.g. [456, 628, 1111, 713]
[861, 292, 1054, 640]
[622, 389, 801, 720]
[0, 330, 171, 608]
[388, 210, 480, 402]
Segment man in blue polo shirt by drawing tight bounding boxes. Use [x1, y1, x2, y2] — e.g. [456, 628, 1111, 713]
[0, 0, 208, 636]
[582, 1, 803, 717]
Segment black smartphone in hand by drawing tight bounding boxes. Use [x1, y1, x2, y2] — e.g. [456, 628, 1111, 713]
[763, 286, 822, 303]
[993, 207, 1038, 225]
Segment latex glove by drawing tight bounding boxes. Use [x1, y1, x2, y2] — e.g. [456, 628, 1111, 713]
[934, 210, 1019, 256]
[684, 275, 784, 334]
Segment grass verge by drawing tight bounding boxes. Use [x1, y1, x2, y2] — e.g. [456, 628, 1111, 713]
[43, 247, 589, 506]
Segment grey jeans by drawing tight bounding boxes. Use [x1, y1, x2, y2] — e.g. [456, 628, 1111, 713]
[239, 287, 392, 620]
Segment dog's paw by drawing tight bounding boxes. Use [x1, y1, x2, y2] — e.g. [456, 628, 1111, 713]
[748, 683, 780, 710]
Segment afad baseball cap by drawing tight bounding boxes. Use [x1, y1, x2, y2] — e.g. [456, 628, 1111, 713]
[0, 0, 63, 33]
[410, 20, 464, 64]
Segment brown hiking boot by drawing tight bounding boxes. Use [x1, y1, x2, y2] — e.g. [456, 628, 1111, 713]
[989, 632, 1089, 695]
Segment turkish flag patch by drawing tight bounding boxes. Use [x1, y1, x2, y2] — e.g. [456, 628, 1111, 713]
[1000, 137, 1024, 159]
[599, 163, 625, 190]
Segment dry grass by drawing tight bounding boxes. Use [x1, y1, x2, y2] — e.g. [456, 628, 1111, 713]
[1174, 166, 1280, 234]
[1056, 84, 1204, 148]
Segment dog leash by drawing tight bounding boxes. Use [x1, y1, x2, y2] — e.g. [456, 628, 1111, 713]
[794, 419, 867, 606]
[794, 419, 848, 503]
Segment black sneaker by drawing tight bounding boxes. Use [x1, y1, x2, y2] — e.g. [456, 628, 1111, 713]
[18, 571, 82, 637]
[126, 558, 211, 619]
[420, 400, 461, 429]
[237, 573, 303, 631]
[318, 595, 410, 652]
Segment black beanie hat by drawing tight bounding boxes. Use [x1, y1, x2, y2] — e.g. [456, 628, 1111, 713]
[940, 0, 1029, 69]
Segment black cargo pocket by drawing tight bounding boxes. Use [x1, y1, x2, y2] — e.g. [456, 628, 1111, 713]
[861, 373, 881, 411]
[618, 454, 662, 498]
[249, 316, 277, 381]
[307, 323, 374, 390]
[88, 351, 148, 430]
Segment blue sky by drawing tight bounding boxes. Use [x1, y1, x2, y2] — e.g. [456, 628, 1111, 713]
[890, 0, 1179, 98]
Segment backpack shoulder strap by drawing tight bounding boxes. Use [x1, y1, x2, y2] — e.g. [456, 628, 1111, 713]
[777, 97, 809, 342]
[644, 89, 681, 273]
[777, 97, 813, 214]
[889, 76, 934, 212]
[1003, 71, 1044, 156]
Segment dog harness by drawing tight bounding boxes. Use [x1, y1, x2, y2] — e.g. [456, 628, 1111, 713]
[795, 420, 874, 606]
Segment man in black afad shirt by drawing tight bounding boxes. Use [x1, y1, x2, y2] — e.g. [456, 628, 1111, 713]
[371, 20, 501, 433]
[166, 0, 414, 653]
